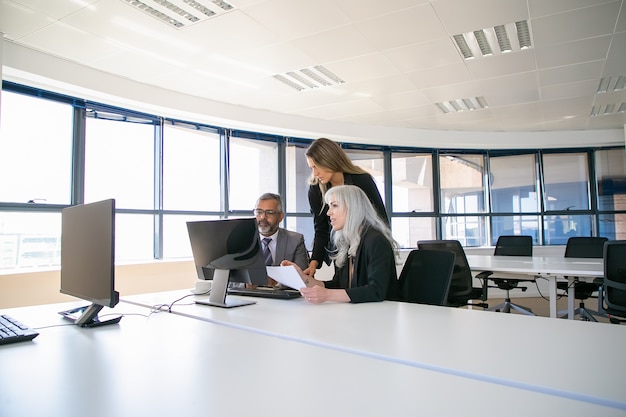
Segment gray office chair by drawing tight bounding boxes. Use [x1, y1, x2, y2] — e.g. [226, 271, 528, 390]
[478, 235, 535, 316]
[557, 236, 608, 321]
[599, 240, 626, 324]
[398, 249, 455, 306]
[417, 240, 488, 309]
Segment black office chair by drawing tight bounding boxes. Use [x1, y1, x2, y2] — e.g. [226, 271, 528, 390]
[478, 235, 535, 316]
[417, 240, 488, 309]
[598, 240, 626, 324]
[398, 249, 455, 306]
[557, 237, 608, 321]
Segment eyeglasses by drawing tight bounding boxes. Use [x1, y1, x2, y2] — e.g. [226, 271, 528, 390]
[253, 209, 279, 217]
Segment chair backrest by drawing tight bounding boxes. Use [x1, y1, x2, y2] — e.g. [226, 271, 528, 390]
[398, 249, 455, 306]
[603, 240, 626, 316]
[564, 237, 608, 258]
[494, 235, 533, 256]
[417, 240, 472, 297]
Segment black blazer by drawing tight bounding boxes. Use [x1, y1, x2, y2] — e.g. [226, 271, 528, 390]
[308, 172, 388, 267]
[324, 227, 399, 303]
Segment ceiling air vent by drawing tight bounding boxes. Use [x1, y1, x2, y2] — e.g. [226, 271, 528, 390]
[121, 0, 234, 29]
[453, 20, 532, 60]
[273, 65, 345, 91]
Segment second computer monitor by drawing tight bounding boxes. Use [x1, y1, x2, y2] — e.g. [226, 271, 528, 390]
[186, 218, 267, 308]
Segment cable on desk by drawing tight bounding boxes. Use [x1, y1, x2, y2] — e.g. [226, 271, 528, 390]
[151, 289, 211, 313]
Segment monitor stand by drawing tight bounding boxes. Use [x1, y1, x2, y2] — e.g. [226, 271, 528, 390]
[195, 269, 256, 308]
[59, 304, 122, 327]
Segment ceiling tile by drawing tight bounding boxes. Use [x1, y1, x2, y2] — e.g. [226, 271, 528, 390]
[531, 2, 621, 46]
[353, 4, 448, 50]
[539, 61, 604, 86]
[290, 24, 378, 63]
[242, 0, 350, 40]
[467, 50, 536, 79]
[535, 36, 611, 69]
[383, 38, 462, 73]
[431, 0, 529, 34]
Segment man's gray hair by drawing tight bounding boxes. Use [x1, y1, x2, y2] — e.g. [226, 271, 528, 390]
[256, 192, 283, 212]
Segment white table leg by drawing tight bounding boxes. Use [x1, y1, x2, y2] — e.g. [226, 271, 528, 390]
[567, 277, 576, 320]
[548, 275, 557, 318]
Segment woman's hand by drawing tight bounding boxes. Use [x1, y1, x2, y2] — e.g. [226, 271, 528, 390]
[302, 260, 319, 277]
[300, 286, 350, 304]
[280, 260, 322, 288]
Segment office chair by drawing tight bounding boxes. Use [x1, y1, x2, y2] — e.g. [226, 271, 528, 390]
[557, 237, 608, 321]
[398, 249, 455, 306]
[598, 240, 626, 324]
[417, 240, 488, 309]
[478, 235, 535, 316]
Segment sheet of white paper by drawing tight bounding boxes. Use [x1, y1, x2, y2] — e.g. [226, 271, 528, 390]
[266, 265, 306, 290]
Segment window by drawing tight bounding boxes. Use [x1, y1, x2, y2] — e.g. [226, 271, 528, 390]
[596, 148, 626, 240]
[0, 91, 73, 204]
[542, 152, 591, 244]
[391, 152, 435, 246]
[163, 123, 221, 211]
[543, 152, 590, 211]
[595, 148, 626, 212]
[229, 136, 278, 211]
[439, 154, 486, 245]
[84, 113, 156, 209]
[0, 212, 61, 269]
[489, 154, 539, 243]
[285, 141, 315, 251]
[345, 148, 385, 206]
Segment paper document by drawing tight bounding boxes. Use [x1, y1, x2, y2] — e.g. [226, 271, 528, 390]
[266, 265, 306, 290]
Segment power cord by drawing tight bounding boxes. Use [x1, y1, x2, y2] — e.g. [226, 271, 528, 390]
[151, 289, 211, 313]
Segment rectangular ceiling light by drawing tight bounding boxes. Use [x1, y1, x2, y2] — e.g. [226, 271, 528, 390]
[273, 65, 344, 91]
[590, 102, 626, 117]
[596, 75, 626, 93]
[435, 97, 488, 114]
[453, 20, 532, 60]
[121, 0, 234, 29]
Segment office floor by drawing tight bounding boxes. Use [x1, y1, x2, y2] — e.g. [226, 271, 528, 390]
[475, 295, 615, 324]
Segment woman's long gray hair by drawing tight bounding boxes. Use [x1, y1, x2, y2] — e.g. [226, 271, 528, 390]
[325, 185, 399, 268]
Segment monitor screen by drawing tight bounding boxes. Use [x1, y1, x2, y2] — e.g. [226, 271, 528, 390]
[59, 199, 121, 327]
[187, 218, 267, 308]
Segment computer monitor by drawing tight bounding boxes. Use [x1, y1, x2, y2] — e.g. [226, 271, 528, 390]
[186, 218, 267, 308]
[58, 199, 121, 327]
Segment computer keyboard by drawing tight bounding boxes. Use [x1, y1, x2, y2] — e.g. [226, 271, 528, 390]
[0, 314, 39, 345]
[228, 286, 302, 299]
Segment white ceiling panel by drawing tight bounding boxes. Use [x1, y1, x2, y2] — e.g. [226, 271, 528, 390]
[0, 0, 624, 134]
[383, 38, 461, 73]
[534, 36, 612, 69]
[354, 4, 448, 50]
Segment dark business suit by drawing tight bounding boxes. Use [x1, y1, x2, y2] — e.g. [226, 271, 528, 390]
[271, 228, 309, 270]
[324, 227, 399, 303]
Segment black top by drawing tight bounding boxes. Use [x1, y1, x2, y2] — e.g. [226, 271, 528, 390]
[307, 172, 388, 266]
[325, 227, 399, 303]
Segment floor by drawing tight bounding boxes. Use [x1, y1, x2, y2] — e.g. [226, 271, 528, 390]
[475, 294, 617, 324]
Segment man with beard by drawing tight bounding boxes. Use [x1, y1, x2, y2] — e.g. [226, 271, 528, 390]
[253, 193, 309, 286]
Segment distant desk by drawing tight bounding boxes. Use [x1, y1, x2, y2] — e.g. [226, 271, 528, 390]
[466, 255, 604, 319]
[3, 302, 621, 417]
[123, 289, 626, 411]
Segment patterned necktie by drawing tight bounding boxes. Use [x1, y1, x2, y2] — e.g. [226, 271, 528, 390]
[262, 237, 273, 266]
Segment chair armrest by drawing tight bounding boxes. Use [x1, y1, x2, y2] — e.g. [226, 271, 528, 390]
[475, 271, 493, 279]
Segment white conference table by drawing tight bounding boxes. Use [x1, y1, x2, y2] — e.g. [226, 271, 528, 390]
[466, 255, 604, 319]
[123, 289, 626, 412]
[4, 302, 621, 417]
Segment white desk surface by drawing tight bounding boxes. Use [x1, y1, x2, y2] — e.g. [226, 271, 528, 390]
[467, 255, 604, 319]
[123, 289, 626, 412]
[466, 255, 604, 277]
[4, 302, 621, 417]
